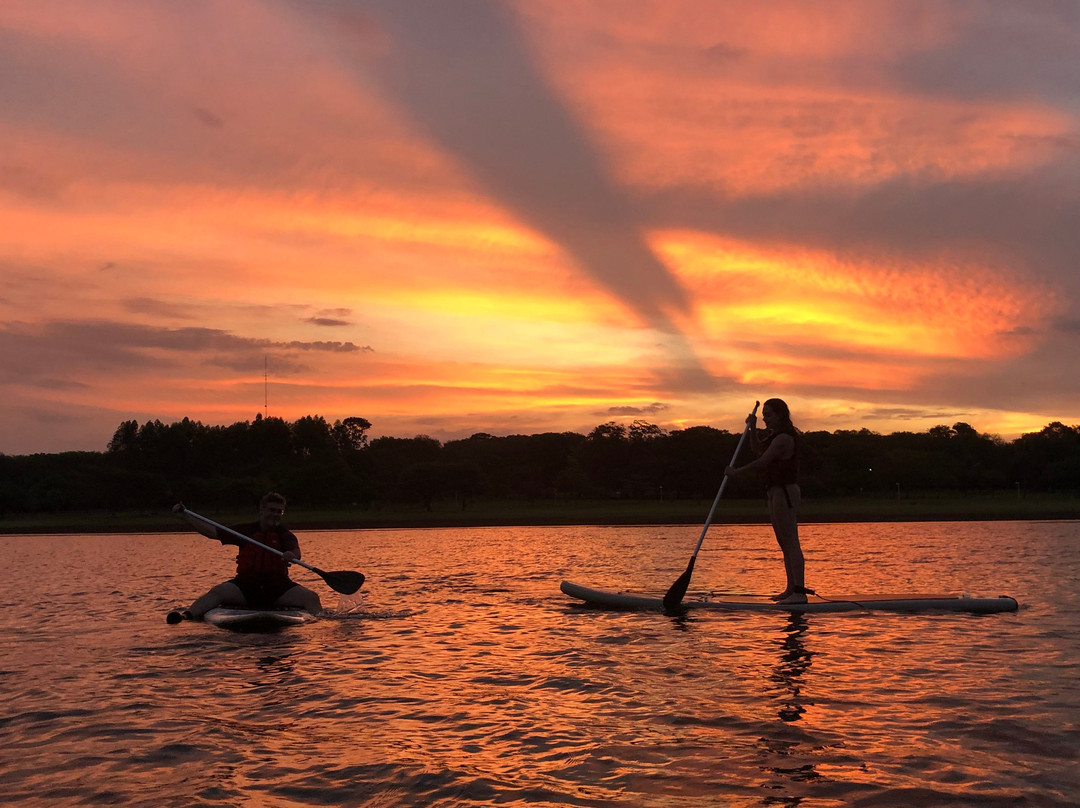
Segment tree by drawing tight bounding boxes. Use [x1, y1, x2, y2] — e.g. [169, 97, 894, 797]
[584, 422, 630, 497]
[628, 420, 666, 443]
[368, 435, 443, 501]
[1012, 422, 1080, 491]
[332, 417, 372, 453]
[291, 415, 335, 459]
[107, 420, 139, 455]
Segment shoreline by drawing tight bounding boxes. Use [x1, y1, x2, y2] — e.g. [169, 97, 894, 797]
[3, 494, 1078, 534]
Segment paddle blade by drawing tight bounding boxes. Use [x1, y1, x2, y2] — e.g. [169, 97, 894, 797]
[320, 569, 366, 595]
[662, 556, 696, 611]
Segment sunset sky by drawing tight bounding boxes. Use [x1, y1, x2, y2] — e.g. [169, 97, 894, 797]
[2, 1, 1078, 455]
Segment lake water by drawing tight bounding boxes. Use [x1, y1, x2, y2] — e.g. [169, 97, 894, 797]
[2, 520, 1078, 807]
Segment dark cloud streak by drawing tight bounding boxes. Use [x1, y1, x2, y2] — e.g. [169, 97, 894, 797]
[647, 163, 1080, 290]
[325, 1, 694, 335]
[889, 3, 1080, 104]
[36, 321, 366, 353]
[0, 320, 370, 385]
[604, 402, 671, 416]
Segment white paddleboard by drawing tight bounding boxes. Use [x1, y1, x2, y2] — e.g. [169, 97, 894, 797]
[203, 607, 317, 630]
[561, 580, 1019, 614]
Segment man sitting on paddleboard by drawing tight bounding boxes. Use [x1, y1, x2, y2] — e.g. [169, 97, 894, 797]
[167, 492, 322, 622]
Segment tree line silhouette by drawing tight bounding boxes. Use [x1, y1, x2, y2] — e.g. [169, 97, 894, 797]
[2, 414, 1079, 515]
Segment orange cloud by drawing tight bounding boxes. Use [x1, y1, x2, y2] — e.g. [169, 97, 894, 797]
[523, 2, 1073, 197]
[1, 1, 1077, 454]
[654, 230, 1052, 388]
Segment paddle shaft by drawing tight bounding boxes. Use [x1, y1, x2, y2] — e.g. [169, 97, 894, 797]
[661, 401, 761, 610]
[178, 506, 324, 577]
[689, 400, 760, 560]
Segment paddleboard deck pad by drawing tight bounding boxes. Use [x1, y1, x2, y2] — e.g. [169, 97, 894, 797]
[203, 607, 317, 631]
[561, 580, 1018, 614]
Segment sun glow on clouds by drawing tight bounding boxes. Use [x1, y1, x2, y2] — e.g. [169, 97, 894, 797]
[657, 230, 1051, 387]
[0, 1, 1077, 454]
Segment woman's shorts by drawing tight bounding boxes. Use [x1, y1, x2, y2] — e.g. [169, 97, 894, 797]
[767, 483, 801, 511]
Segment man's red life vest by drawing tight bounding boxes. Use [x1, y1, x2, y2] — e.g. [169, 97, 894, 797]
[222, 522, 299, 580]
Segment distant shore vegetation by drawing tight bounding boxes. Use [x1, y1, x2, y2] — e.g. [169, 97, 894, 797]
[2, 415, 1079, 529]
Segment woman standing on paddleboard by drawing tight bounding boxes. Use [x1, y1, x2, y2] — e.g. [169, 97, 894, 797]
[725, 399, 809, 604]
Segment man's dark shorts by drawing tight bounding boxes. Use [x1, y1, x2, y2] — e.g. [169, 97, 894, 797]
[230, 576, 299, 609]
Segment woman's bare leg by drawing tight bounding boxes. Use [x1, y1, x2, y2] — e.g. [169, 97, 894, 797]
[768, 485, 804, 599]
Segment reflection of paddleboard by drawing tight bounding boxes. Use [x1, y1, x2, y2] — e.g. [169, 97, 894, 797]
[560, 580, 1019, 614]
[203, 607, 317, 631]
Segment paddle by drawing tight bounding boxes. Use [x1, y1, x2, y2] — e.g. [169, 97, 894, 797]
[662, 401, 760, 611]
[173, 504, 366, 595]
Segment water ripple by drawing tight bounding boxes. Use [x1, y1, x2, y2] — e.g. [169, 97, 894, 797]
[1, 523, 1078, 806]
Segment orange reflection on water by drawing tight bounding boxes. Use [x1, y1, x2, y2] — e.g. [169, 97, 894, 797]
[1, 523, 1063, 806]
